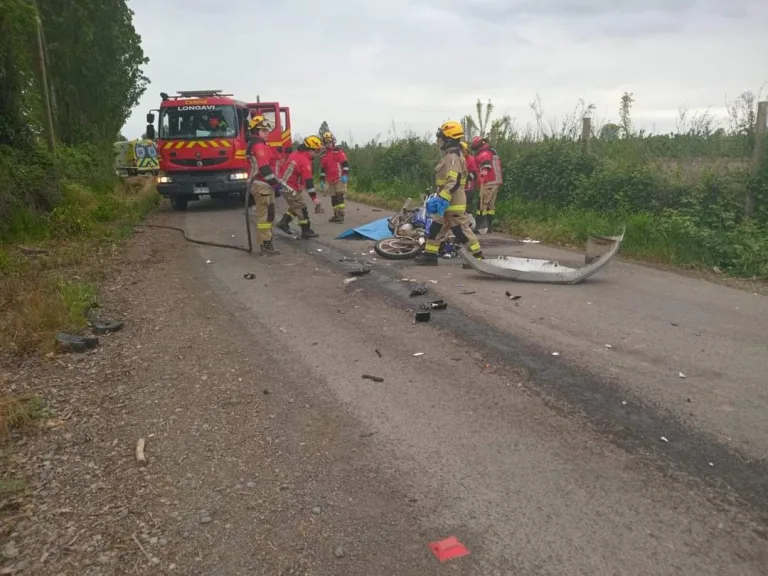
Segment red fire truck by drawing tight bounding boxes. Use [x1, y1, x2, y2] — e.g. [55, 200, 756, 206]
[145, 90, 292, 211]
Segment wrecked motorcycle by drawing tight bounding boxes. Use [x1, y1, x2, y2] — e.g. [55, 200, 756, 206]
[373, 196, 476, 260]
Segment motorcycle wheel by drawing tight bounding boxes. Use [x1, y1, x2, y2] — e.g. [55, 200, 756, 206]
[374, 237, 423, 260]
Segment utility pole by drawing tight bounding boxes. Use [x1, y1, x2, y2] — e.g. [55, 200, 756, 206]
[32, 0, 55, 157]
[746, 101, 767, 218]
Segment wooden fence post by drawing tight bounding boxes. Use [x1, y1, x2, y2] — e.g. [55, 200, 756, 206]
[747, 100, 767, 218]
[581, 117, 592, 153]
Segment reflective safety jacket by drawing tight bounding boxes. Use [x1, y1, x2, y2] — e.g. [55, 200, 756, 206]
[475, 146, 503, 186]
[435, 147, 468, 212]
[319, 147, 349, 183]
[465, 153, 478, 192]
[279, 149, 316, 195]
[247, 138, 280, 187]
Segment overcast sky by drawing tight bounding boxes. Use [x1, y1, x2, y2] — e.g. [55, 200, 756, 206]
[123, 0, 766, 143]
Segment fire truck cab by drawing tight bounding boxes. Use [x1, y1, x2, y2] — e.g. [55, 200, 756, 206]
[145, 90, 292, 211]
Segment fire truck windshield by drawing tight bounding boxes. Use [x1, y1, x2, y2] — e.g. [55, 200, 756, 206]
[159, 105, 238, 139]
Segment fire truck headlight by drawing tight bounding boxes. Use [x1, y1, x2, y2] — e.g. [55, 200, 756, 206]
[157, 175, 172, 184]
[229, 172, 249, 181]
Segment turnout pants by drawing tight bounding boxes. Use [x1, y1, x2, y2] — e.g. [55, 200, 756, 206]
[251, 181, 275, 244]
[329, 181, 347, 217]
[477, 183, 499, 217]
[424, 188, 481, 257]
[284, 191, 310, 225]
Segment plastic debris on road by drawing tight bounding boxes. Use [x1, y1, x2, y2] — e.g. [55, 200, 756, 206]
[413, 352, 425, 357]
[429, 536, 470, 562]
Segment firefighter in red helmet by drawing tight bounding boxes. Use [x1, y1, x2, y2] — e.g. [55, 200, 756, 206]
[460, 141, 478, 216]
[471, 135, 503, 234]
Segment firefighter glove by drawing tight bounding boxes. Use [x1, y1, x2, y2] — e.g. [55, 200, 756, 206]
[340, 174, 349, 183]
[426, 196, 450, 217]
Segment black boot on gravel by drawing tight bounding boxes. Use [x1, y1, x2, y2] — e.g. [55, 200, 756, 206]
[414, 253, 438, 266]
[276, 215, 292, 234]
[260, 240, 281, 256]
[300, 223, 318, 239]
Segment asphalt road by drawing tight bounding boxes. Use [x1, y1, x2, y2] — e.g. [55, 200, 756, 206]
[157, 194, 768, 574]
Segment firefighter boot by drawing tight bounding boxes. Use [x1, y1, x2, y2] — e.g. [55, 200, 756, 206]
[476, 215, 488, 235]
[260, 240, 281, 256]
[486, 215, 494, 234]
[414, 253, 439, 266]
[329, 195, 345, 223]
[300, 222, 318, 239]
[276, 214, 292, 234]
[462, 251, 486, 269]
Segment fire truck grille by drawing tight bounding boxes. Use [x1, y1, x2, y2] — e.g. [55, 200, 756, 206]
[170, 158, 228, 167]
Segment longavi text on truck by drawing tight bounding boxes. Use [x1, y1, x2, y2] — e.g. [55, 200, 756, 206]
[145, 90, 292, 211]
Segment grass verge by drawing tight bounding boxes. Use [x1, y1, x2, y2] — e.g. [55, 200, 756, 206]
[0, 176, 159, 356]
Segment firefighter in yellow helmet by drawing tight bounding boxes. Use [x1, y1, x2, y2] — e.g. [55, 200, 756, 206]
[246, 114, 282, 256]
[414, 121, 484, 266]
[275, 135, 325, 239]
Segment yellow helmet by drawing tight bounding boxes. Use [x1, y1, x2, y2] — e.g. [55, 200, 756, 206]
[322, 131, 335, 144]
[248, 115, 275, 132]
[437, 120, 464, 141]
[303, 135, 323, 150]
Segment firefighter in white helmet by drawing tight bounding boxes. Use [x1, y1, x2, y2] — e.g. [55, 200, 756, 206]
[319, 131, 350, 223]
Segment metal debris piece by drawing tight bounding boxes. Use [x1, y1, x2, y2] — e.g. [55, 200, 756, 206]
[244, 273, 256, 279]
[343, 277, 358, 285]
[348, 268, 371, 277]
[56, 333, 99, 353]
[362, 374, 384, 383]
[420, 300, 447, 311]
[410, 284, 428, 297]
[505, 291, 522, 301]
[415, 311, 431, 323]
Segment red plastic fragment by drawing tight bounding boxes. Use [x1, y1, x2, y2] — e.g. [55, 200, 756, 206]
[429, 536, 470, 562]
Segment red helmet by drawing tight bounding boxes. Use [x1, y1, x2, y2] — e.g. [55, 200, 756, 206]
[471, 136, 487, 150]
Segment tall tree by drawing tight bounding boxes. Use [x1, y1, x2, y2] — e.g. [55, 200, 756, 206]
[318, 120, 330, 138]
[0, 0, 39, 148]
[37, 0, 149, 145]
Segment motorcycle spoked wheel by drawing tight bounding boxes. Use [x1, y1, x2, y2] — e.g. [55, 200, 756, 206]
[374, 237, 423, 260]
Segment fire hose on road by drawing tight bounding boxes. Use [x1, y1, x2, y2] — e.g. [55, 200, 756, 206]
[135, 157, 301, 254]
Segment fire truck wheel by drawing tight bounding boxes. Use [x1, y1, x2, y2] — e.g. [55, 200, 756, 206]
[170, 197, 188, 211]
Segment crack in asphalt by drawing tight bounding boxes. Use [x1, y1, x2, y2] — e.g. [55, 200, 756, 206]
[274, 229, 768, 527]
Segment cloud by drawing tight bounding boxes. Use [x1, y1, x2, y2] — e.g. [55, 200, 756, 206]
[123, 0, 767, 143]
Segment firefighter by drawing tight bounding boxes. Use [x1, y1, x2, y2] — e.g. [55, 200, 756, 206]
[414, 121, 484, 266]
[275, 135, 324, 239]
[461, 141, 478, 216]
[471, 136, 503, 234]
[319, 131, 350, 223]
[247, 115, 282, 256]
